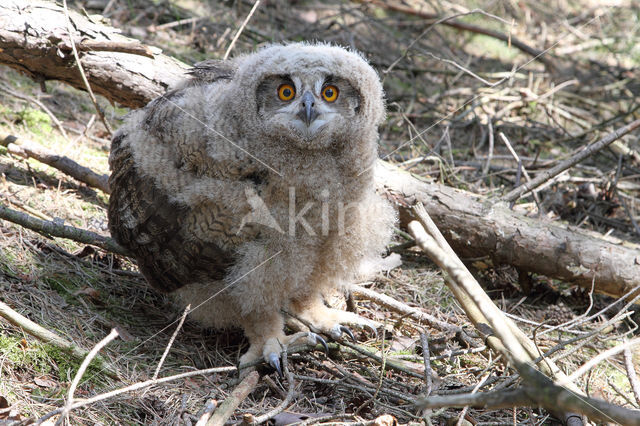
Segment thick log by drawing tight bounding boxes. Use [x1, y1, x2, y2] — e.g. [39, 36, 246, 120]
[1, 0, 638, 299]
[0, 0, 188, 108]
[376, 162, 640, 299]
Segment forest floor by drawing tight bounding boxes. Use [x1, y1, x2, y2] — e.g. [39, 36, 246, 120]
[0, 0, 639, 425]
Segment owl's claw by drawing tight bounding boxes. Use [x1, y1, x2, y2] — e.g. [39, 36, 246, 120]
[267, 352, 283, 377]
[311, 332, 329, 353]
[340, 325, 357, 342]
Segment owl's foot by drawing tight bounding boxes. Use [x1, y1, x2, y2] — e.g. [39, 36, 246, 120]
[293, 300, 379, 342]
[262, 331, 328, 376]
[238, 331, 327, 377]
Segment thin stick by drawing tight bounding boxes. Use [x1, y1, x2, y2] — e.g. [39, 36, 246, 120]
[562, 338, 640, 385]
[35, 365, 237, 424]
[358, 0, 553, 69]
[195, 400, 218, 426]
[456, 373, 490, 426]
[153, 304, 191, 380]
[57, 39, 154, 58]
[420, 332, 433, 396]
[1, 132, 110, 193]
[223, 0, 260, 60]
[0, 300, 118, 379]
[206, 370, 259, 426]
[499, 132, 541, 207]
[57, 329, 119, 425]
[482, 120, 494, 178]
[0, 203, 129, 256]
[62, 0, 112, 135]
[0, 83, 69, 140]
[351, 285, 463, 334]
[624, 346, 640, 406]
[253, 353, 295, 424]
[503, 118, 640, 202]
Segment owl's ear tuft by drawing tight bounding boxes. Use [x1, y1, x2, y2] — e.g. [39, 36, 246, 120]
[188, 60, 236, 84]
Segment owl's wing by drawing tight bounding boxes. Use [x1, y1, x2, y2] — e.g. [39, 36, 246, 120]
[108, 132, 237, 293]
[188, 59, 236, 84]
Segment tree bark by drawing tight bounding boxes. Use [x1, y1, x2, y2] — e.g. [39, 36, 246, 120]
[376, 162, 640, 299]
[0, 0, 188, 108]
[1, 0, 638, 299]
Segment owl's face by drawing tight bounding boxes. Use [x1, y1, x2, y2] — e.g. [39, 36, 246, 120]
[255, 71, 361, 149]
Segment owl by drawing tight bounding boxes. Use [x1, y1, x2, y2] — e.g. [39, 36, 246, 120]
[108, 43, 397, 373]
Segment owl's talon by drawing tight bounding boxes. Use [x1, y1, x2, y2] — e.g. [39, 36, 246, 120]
[311, 332, 329, 353]
[267, 352, 283, 377]
[340, 325, 356, 342]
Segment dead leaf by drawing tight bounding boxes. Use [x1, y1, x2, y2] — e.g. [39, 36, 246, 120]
[73, 286, 101, 302]
[272, 411, 327, 425]
[34, 376, 57, 389]
[373, 414, 398, 426]
[388, 335, 417, 353]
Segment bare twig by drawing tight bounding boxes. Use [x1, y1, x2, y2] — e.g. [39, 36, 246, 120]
[153, 304, 191, 380]
[57, 329, 119, 425]
[206, 371, 259, 426]
[351, 285, 463, 334]
[624, 346, 640, 407]
[503, 118, 640, 202]
[0, 83, 69, 140]
[420, 332, 433, 396]
[35, 365, 237, 424]
[499, 132, 541, 208]
[62, 0, 112, 135]
[0, 202, 130, 256]
[0, 300, 119, 379]
[1, 132, 110, 193]
[195, 399, 218, 426]
[223, 0, 261, 60]
[409, 204, 640, 424]
[562, 338, 640, 385]
[253, 351, 295, 424]
[357, 0, 554, 69]
[57, 39, 154, 58]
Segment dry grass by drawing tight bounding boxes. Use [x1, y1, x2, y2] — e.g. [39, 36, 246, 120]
[1, 0, 639, 424]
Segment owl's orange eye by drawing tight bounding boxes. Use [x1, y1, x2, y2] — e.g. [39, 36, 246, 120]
[322, 85, 339, 102]
[277, 84, 295, 101]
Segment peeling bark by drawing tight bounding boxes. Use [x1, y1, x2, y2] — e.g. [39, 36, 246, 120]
[0, 0, 188, 108]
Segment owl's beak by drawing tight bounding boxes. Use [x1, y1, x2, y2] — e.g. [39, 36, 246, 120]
[298, 91, 319, 126]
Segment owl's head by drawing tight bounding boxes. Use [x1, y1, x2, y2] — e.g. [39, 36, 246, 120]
[232, 43, 385, 151]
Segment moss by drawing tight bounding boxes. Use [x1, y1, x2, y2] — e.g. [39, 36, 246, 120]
[0, 333, 107, 384]
[17, 108, 52, 135]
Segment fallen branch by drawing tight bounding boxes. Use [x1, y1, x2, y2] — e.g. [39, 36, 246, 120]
[0, 0, 189, 109]
[408, 204, 640, 424]
[0, 202, 130, 256]
[377, 162, 640, 299]
[624, 346, 640, 407]
[0, 300, 119, 379]
[1, 132, 110, 193]
[206, 371, 259, 426]
[195, 399, 218, 426]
